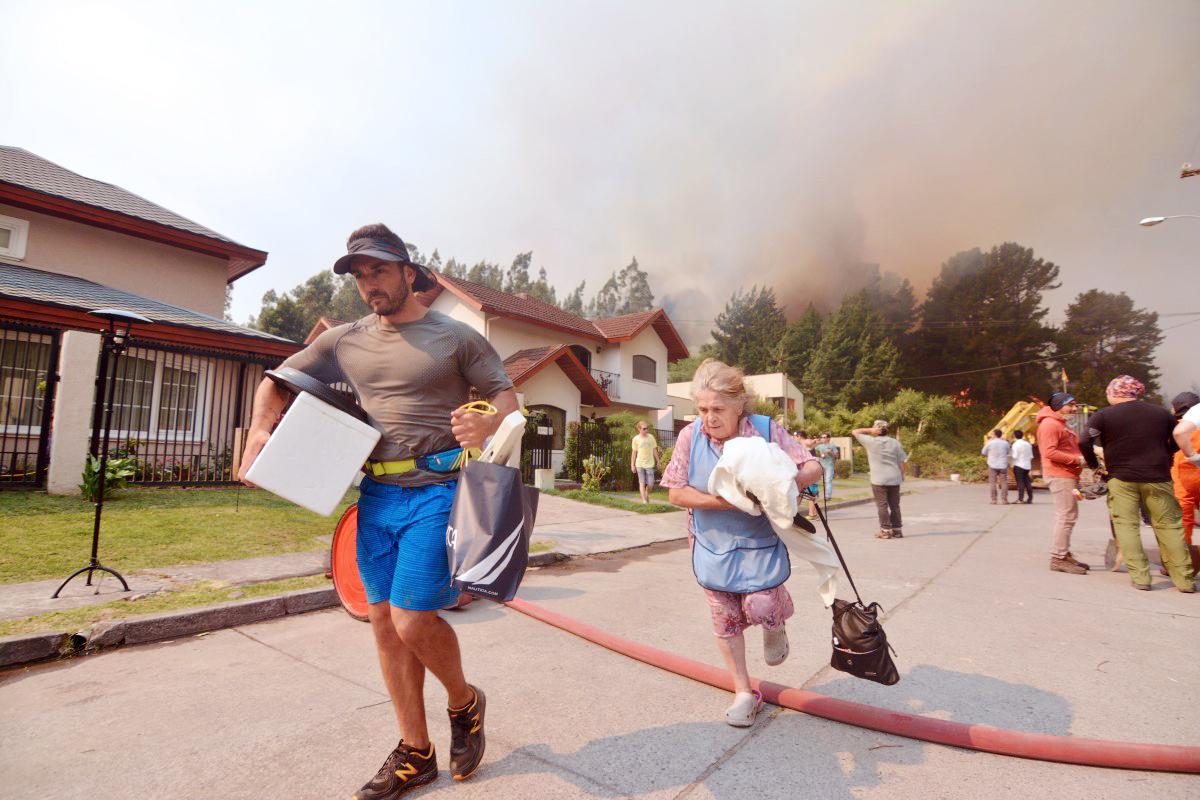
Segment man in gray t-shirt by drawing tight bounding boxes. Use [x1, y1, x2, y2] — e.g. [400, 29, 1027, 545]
[853, 420, 909, 539]
[282, 310, 513, 487]
[239, 223, 516, 793]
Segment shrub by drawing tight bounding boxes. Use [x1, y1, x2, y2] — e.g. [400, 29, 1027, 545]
[659, 445, 674, 472]
[562, 421, 583, 480]
[834, 460, 852, 479]
[79, 455, 137, 501]
[946, 454, 988, 483]
[581, 455, 609, 493]
[908, 442, 954, 478]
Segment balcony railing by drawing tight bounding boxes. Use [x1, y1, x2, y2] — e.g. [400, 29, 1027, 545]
[590, 369, 620, 399]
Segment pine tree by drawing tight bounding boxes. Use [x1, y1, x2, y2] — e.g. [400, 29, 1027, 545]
[1055, 289, 1162, 404]
[778, 303, 823, 385]
[911, 243, 1060, 406]
[804, 291, 896, 407]
[710, 286, 787, 374]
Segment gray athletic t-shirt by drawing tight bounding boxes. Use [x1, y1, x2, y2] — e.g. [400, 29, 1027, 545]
[280, 310, 513, 487]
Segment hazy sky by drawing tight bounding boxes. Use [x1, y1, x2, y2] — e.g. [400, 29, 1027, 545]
[3, 1, 1197, 394]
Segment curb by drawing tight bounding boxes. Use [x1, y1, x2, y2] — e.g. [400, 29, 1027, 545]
[0, 587, 340, 670]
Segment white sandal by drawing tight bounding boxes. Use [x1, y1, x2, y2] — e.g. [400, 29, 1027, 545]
[724, 690, 763, 727]
[763, 624, 789, 666]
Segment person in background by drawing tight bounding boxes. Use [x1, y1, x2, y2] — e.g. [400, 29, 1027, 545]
[1081, 376, 1195, 593]
[813, 432, 841, 506]
[852, 420, 908, 539]
[1035, 392, 1088, 575]
[630, 420, 661, 504]
[794, 430, 821, 519]
[1169, 392, 1200, 572]
[982, 429, 1011, 505]
[1174, 391, 1200, 465]
[1010, 430, 1034, 504]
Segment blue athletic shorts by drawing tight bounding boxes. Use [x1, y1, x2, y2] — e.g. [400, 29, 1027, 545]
[355, 476, 460, 610]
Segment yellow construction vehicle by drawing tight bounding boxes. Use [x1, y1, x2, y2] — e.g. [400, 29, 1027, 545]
[983, 401, 1096, 489]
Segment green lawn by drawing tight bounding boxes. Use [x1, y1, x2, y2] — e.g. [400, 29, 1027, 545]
[0, 574, 332, 637]
[0, 487, 355, 585]
[544, 488, 677, 514]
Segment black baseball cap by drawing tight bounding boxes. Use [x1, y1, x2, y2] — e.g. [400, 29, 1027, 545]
[332, 236, 437, 291]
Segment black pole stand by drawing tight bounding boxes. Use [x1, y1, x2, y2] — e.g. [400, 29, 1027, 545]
[52, 322, 132, 599]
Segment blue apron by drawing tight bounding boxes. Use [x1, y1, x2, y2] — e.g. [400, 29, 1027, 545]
[689, 414, 791, 594]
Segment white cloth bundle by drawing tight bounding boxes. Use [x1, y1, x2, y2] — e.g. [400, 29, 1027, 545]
[708, 436, 840, 606]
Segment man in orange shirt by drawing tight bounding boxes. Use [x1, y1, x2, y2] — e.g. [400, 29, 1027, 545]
[1170, 392, 1200, 570]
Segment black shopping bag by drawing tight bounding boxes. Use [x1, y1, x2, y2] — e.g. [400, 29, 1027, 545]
[446, 459, 539, 601]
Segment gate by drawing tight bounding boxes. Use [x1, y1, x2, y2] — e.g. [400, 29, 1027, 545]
[521, 410, 553, 484]
[0, 322, 60, 488]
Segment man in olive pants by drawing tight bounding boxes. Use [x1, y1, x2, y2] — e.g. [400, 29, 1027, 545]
[1082, 376, 1195, 592]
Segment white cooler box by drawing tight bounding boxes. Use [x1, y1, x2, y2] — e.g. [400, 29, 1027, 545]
[246, 375, 381, 516]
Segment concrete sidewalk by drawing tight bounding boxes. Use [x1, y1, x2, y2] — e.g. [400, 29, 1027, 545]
[1, 484, 1195, 799]
[0, 480, 949, 623]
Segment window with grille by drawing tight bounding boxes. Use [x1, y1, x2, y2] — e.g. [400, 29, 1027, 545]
[632, 355, 656, 383]
[109, 349, 204, 438]
[0, 335, 52, 429]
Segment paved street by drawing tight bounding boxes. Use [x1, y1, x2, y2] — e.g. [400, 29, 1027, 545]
[1, 484, 1197, 799]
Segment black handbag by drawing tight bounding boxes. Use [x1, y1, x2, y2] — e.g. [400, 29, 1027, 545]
[812, 504, 900, 686]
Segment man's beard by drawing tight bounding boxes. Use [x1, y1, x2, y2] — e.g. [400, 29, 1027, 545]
[369, 280, 410, 316]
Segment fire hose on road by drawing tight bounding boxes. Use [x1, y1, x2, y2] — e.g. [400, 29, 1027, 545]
[330, 506, 1200, 774]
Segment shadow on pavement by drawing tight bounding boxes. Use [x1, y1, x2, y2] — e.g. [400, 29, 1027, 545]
[813, 663, 1074, 735]
[478, 717, 923, 799]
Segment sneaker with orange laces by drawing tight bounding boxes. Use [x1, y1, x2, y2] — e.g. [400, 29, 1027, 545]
[448, 685, 486, 781]
[352, 740, 437, 800]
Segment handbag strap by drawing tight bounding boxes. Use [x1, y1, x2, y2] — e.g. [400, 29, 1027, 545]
[813, 503, 864, 606]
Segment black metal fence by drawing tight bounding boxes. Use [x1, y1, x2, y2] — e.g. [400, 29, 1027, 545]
[93, 340, 279, 485]
[562, 418, 676, 490]
[0, 322, 60, 488]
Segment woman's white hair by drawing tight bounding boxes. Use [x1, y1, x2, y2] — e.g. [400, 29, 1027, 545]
[690, 358, 749, 412]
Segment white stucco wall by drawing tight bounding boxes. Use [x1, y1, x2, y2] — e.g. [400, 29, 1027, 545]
[484, 316, 599, 361]
[613, 327, 668, 410]
[518, 364, 581, 474]
[428, 292, 486, 334]
[1, 203, 233, 317]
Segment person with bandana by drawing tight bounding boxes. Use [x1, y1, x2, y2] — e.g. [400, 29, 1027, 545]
[1081, 376, 1195, 593]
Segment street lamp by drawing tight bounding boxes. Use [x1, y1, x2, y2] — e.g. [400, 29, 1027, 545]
[1139, 214, 1200, 227]
[52, 308, 153, 599]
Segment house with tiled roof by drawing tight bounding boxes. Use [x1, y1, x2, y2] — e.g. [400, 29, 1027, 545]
[0, 147, 300, 493]
[307, 273, 689, 472]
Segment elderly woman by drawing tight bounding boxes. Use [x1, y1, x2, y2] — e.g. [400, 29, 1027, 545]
[661, 359, 823, 726]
